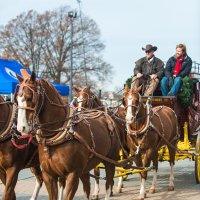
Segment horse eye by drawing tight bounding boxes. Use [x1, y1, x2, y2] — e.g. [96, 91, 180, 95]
[26, 97, 32, 102]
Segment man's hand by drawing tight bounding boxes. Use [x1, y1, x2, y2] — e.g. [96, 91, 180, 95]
[150, 74, 157, 79]
[136, 73, 143, 78]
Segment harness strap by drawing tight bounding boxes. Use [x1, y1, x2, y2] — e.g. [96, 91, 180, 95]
[0, 104, 17, 142]
[150, 122, 195, 156]
[73, 131, 148, 170]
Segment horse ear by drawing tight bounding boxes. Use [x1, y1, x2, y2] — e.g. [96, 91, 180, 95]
[30, 71, 36, 82]
[122, 98, 126, 106]
[73, 86, 81, 93]
[20, 69, 30, 79]
[16, 74, 23, 83]
[86, 85, 91, 91]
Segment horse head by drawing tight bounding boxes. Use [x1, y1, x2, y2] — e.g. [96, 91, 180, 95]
[73, 86, 102, 111]
[14, 71, 39, 135]
[123, 85, 143, 125]
[15, 71, 67, 136]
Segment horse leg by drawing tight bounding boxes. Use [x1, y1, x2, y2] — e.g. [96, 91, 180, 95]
[80, 172, 91, 199]
[64, 172, 79, 200]
[92, 167, 100, 199]
[168, 146, 176, 191]
[29, 166, 43, 200]
[0, 169, 6, 185]
[42, 171, 58, 200]
[117, 176, 123, 193]
[134, 154, 146, 200]
[0, 170, 13, 199]
[3, 167, 19, 200]
[149, 151, 158, 194]
[58, 177, 66, 200]
[136, 148, 153, 200]
[104, 163, 115, 200]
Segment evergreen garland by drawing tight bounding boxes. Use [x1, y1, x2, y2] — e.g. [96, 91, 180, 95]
[177, 76, 197, 108]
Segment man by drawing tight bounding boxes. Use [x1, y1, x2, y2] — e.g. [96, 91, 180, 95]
[161, 44, 192, 96]
[131, 44, 164, 96]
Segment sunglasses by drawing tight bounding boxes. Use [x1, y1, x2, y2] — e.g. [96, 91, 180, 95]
[145, 50, 153, 54]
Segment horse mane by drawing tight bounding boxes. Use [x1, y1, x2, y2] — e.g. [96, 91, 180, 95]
[91, 91, 102, 106]
[0, 95, 4, 103]
[39, 79, 65, 105]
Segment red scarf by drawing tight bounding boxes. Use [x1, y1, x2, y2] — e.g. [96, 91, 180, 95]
[173, 56, 184, 76]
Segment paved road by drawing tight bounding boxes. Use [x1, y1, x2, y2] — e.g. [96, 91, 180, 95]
[0, 160, 200, 199]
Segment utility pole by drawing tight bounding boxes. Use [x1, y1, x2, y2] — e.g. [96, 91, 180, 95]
[68, 11, 77, 102]
[77, 0, 88, 86]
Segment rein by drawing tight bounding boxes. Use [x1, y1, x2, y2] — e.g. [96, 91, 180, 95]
[75, 91, 128, 156]
[0, 98, 35, 149]
[73, 131, 151, 170]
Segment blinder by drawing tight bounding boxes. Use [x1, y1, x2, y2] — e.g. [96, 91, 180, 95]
[15, 82, 40, 112]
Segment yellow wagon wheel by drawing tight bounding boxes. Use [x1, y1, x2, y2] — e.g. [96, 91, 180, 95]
[195, 133, 200, 184]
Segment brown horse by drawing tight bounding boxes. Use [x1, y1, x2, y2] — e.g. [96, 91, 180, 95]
[123, 86, 178, 200]
[15, 72, 127, 200]
[0, 95, 43, 200]
[73, 86, 127, 197]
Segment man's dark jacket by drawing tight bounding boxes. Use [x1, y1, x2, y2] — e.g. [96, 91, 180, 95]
[134, 56, 164, 79]
[164, 55, 192, 78]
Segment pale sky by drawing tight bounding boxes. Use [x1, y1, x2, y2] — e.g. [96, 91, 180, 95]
[0, 0, 200, 90]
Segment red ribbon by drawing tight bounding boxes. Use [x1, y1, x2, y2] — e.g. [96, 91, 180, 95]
[11, 134, 33, 149]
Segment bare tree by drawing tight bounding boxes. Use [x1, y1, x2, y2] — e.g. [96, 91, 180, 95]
[0, 6, 113, 87]
[0, 10, 46, 76]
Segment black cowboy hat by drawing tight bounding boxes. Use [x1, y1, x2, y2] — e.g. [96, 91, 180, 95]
[142, 44, 157, 52]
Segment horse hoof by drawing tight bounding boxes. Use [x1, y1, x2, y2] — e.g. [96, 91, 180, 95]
[149, 188, 156, 194]
[92, 195, 99, 200]
[168, 186, 174, 191]
[117, 188, 122, 193]
[110, 191, 114, 197]
[138, 194, 146, 200]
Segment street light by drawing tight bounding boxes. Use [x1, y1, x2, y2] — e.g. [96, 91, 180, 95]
[68, 10, 77, 102]
[76, 0, 88, 86]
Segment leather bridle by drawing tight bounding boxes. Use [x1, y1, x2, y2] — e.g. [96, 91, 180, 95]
[124, 92, 142, 124]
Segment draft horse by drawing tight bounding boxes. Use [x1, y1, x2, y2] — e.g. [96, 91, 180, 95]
[73, 86, 127, 197]
[15, 72, 127, 200]
[0, 95, 43, 200]
[123, 86, 179, 200]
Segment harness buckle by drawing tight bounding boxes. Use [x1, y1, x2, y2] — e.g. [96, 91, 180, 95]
[135, 144, 141, 155]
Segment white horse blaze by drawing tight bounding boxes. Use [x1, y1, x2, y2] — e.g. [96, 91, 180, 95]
[77, 95, 83, 111]
[17, 95, 30, 134]
[126, 95, 133, 124]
